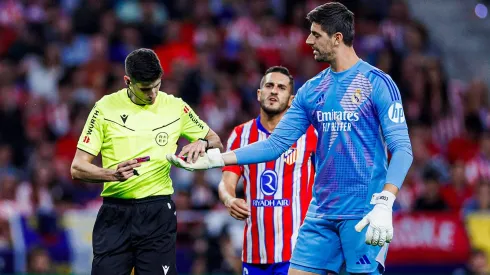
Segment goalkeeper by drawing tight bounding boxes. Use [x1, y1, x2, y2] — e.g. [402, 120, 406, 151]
[169, 2, 413, 275]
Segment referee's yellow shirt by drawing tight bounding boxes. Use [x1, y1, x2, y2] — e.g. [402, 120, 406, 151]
[76, 89, 209, 199]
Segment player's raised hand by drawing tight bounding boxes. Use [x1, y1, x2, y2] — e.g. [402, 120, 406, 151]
[178, 139, 208, 163]
[225, 198, 250, 220]
[166, 148, 224, 171]
[113, 159, 141, 181]
[354, 191, 395, 247]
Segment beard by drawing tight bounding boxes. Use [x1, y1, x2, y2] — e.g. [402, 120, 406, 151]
[314, 49, 335, 63]
[260, 100, 288, 115]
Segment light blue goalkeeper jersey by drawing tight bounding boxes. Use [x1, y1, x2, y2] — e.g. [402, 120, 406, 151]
[234, 60, 413, 219]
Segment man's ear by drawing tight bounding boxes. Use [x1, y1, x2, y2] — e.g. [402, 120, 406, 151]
[257, 89, 261, 102]
[288, 95, 295, 107]
[124, 75, 130, 86]
[334, 32, 343, 46]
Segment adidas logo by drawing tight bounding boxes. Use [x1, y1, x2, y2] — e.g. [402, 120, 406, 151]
[315, 94, 325, 106]
[356, 255, 371, 265]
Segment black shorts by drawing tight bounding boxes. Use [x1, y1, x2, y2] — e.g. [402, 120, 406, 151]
[91, 195, 177, 275]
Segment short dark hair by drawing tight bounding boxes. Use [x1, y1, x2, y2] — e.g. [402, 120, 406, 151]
[125, 48, 163, 83]
[260, 66, 295, 94]
[306, 2, 355, 46]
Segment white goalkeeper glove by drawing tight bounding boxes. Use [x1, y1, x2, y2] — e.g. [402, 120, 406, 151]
[166, 148, 225, 171]
[354, 190, 395, 247]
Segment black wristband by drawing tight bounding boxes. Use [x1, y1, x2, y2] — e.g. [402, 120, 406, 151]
[199, 138, 210, 149]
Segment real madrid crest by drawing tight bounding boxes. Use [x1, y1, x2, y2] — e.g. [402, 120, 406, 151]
[351, 89, 362, 104]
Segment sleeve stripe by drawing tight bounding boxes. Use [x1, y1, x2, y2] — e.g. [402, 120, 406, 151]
[371, 70, 399, 101]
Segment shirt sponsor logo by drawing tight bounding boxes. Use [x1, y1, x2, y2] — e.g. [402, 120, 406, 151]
[260, 170, 278, 196]
[82, 136, 90, 143]
[252, 199, 290, 207]
[86, 109, 100, 135]
[188, 112, 204, 130]
[316, 110, 359, 132]
[388, 102, 405, 123]
[252, 170, 291, 207]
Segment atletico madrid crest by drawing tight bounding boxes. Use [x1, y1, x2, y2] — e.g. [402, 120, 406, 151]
[284, 147, 297, 165]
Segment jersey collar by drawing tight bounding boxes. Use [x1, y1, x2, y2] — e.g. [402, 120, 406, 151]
[256, 115, 271, 136]
[330, 58, 363, 82]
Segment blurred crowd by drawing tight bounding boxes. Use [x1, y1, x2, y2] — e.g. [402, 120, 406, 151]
[0, 0, 489, 274]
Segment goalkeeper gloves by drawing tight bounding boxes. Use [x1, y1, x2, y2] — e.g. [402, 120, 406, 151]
[166, 148, 225, 171]
[354, 190, 396, 247]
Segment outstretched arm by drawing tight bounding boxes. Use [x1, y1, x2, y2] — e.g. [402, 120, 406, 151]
[224, 91, 312, 166]
[167, 86, 312, 170]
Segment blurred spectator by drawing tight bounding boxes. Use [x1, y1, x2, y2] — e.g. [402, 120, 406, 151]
[464, 80, 490, 123]
[424, 58, 465, 148]
[414, 168, 449, 211]
[16, 165, 55, 217]
[190, 171, 218, 210]
[0, 173, 20, 219]
[466, 131, 490, 186]
[0, 141, 19, 179]
[0, 217, 11, 249]
[440, 161, 474, 213]
[57, 16, 92, 67]
[25, 43, 63, 102]
[453, 249, 490, 275]
[154, 20, 196, 77]
[447, 113, 484, 164]
[380, 0, 410, 52]
[26, 247, 53, 275]
[463, 181, 490, 217]
[0, 84, 28, 168]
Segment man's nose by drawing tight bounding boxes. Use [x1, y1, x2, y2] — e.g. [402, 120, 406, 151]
[306, 35, 313, 45]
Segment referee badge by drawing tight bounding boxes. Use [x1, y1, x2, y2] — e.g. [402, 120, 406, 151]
[155, 132, 169, 146]
[284, 147, 297, 165]
[351, 89, 362, 104]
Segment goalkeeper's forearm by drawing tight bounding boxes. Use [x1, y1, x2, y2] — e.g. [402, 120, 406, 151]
[222, 152, 238, 165]
[230, 135, 291, 165]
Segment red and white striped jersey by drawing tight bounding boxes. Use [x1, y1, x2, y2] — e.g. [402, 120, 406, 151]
[223, 116, 317, 264]
[466, 153, 490, 186]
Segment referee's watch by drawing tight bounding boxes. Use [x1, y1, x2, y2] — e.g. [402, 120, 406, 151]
[199, 138, 211, 150]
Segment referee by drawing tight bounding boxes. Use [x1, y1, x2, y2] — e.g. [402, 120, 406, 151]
[70, 48, 223, 275]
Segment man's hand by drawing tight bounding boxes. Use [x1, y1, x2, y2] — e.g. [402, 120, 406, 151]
[113, 159, 141, 181]
[354, 191, 395, 247]
[167, 148, 224, 171]
[178, 139, 208, 163]
[225, 198, 250, 220]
